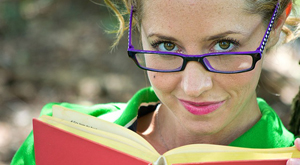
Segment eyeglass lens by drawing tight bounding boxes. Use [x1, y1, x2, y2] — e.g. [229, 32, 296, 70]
[135, 53, 254, 72]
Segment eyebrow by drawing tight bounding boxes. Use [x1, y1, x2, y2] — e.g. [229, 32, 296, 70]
[147, 33, 178, 41]
[147, 30, 246, 42]
[205, 31, 244, 41]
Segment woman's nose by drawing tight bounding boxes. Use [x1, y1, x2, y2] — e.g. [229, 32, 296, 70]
[181, 61, 213, 97]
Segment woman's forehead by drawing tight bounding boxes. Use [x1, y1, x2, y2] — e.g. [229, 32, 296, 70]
[142, 0, 248, 20]
[141, 0, 262, 40]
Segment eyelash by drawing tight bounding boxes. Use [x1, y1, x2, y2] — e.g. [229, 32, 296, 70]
[150, 40, 177, 49]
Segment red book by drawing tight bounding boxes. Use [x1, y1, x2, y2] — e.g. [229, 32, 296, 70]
[33, 105, 300, 165]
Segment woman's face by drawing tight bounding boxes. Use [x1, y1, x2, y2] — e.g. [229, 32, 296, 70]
[141, 0, 272, 135]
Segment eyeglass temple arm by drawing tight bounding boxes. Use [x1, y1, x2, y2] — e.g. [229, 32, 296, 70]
[128, 6, 134, 49]
[257, 0, 280, 54]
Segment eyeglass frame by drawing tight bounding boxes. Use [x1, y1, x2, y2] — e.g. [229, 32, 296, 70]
[127, 1, 280, 74]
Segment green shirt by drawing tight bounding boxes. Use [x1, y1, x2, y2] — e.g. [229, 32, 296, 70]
[11, 87, 295, 165]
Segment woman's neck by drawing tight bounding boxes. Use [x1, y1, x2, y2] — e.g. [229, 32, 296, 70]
[137, 101, 261, 155]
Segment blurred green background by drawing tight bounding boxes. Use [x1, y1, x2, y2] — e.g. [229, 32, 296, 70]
[0, 0, 299, 164]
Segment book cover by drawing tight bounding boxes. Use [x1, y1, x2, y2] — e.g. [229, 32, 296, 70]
[33, 119, 151, 165]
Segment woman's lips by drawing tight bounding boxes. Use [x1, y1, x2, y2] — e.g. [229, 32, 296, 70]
[179, 99, 225, 115]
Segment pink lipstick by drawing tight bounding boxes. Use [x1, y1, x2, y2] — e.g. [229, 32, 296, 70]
[179, 100, 224, 115]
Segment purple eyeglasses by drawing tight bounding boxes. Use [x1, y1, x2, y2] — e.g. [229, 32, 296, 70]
[127, 1, 280, 74]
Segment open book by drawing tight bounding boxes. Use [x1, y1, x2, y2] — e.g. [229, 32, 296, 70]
[33, 105, 300, 165]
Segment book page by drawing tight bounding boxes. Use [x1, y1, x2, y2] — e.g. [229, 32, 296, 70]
[52, 105, 158, 154]
[40, 115, 155, 155]
[163, 144, 300, 164]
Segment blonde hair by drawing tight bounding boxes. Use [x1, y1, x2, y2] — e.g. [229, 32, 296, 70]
[104, 0, 300, 47]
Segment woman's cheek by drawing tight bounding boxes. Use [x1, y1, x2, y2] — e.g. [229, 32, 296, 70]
[148, 71, 181, 93]
[220, 70, 260, 97]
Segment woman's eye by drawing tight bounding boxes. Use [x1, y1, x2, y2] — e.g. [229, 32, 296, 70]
[212, 40, 238, 52]
[157, 42, 179, 52]
[219, 41, 231, 49]
[163, 43, 175, 51]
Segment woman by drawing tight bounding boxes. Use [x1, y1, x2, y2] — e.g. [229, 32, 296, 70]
[11, 0, 300, 164]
